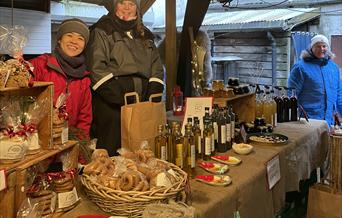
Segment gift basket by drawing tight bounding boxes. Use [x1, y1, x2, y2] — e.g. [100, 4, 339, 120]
[80, 143, 188, 217]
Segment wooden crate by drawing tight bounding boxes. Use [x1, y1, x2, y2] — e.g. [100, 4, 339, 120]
[214, 93, 256, 123]
[0, 141, 79, 217]
[0, 82, 53, 149]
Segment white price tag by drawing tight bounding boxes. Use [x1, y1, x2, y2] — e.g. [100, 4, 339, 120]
[266, 155, 281, 190]
[0, 169, 7, 191]
[61, 127, 68, 144]
[57, 187, 79, 208]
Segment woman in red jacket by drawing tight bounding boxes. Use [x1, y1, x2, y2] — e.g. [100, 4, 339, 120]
[30, 18, 92, 138]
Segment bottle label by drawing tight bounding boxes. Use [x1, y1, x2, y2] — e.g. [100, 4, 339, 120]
[197, 135, 202, 153]
[221, 125, 227, 143]
[274, 113, 277, 126]
[289, 109, 291, 118]
[161, 146, 166, 160]
[176, 143, 183, 168]
[213, 122, 218, 140]
[211, 134, 215, 152]
[231, 121, 235, 139]
[205, 137, 211, 155]
[190, 144, 196, 168]
[226, 124, 231, 142]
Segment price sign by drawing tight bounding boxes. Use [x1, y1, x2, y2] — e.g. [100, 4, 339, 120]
[266, 155, 281, 190]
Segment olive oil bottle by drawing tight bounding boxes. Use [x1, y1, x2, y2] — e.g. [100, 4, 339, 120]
[155, 125, 167, 160]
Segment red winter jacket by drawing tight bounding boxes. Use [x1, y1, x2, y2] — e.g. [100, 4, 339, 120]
[30, 54, 92, 137]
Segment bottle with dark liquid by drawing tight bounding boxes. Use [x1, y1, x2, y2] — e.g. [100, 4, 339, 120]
[217, 108, 227, 152]
[228, 104, 236, 144]
[203, 120, 212, 161]
[224, 107, 232, 150]
[290, 88, 298, 121]
[211, 104, 219, 149]
[275, 87, 284, 123]
[282, 87, 290, 122]
[193, 117, 203, 160]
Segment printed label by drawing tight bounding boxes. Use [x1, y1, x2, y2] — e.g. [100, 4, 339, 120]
[58, 187, 79, 208]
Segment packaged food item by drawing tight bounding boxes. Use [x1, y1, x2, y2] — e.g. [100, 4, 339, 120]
[195, 175, 232, 186]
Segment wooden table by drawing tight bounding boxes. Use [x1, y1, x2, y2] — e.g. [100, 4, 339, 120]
[61, 119, 329, 218]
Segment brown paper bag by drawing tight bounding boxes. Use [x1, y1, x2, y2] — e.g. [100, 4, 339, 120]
[307, 184, 342, 218]
[121, 92, 166, 153]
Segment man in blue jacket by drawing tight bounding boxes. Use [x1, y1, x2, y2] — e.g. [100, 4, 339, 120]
[288, 34, 342, 125]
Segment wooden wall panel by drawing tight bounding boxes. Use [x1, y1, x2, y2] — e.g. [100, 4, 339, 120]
[211, 31, 291, 87]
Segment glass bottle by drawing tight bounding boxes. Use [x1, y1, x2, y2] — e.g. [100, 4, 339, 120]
[184, 123, 196, 175]
[203, 120, 212, 161]
[263, 91, 273, 125]
[255, 90, 264, 118]
[275, 87, 284, 123]
[224, 107, 232, 150]
[193, 117, 203, 160]
[169, 121, 178, 164]
[228, 104, 236, 144]
[174, 123, 185, 169]
[155, 125, 167, 160]
[217, 108, 227, 152]
[290, 88, 298, 121]
[282, 87, 290, 122]
[270, 88, 277, 127]
[212, 104, 219, 149]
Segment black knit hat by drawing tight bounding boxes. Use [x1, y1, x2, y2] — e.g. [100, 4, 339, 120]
[102, 0, 141, 13]
[56, 18, 90, 44]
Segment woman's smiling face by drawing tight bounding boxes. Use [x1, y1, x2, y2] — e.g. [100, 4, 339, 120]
[115, 0, 137, 21]
[58, 32, 85, 57]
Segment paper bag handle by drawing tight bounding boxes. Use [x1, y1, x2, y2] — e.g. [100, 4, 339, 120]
[149, 93, 163, 102]
[124, 92, 139, 105]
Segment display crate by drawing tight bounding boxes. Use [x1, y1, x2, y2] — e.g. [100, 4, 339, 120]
[0, 140, 79, 217]
[0, 81, 53, 149]
[214, 93, 256, 123]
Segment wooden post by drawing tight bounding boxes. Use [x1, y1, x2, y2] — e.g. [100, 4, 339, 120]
[165, 0, 177, 110]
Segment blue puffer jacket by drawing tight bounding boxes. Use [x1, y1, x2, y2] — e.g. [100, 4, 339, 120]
[288, 50, 342, 125]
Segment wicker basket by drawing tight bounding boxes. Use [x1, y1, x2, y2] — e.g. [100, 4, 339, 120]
[80, 160, 188, 217]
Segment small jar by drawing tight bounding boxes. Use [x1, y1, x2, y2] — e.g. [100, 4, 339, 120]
[212, 80, 224, 91]
[228, 77, 239, 87]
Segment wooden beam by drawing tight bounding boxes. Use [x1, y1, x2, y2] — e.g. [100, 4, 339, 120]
[165, 0, 177, 110]
[141, 0, 156, 15]
[177, 0, 210, 97]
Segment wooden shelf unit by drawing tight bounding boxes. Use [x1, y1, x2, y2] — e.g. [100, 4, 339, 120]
[214, 93, 256, 123]
[0, 141, 79, 218]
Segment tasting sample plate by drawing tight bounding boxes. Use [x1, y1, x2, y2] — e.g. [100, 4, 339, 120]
[195, 175, 232, 186]
[198, 161, 229, 174]
[247, 133, 288, 145]
[211, 155, 242, 166]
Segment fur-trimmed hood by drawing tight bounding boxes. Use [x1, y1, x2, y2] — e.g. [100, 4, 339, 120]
[300, 49, 335, 60]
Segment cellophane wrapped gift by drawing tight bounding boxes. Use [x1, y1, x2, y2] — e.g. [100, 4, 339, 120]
[21, 96, 50, 154]
[0, 25, 32, 88]
[52, 93, 69, 148]
[0, 96, 28, 163]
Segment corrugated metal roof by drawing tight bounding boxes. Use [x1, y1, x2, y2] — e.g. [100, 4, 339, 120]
[154, 8, 320, 32]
